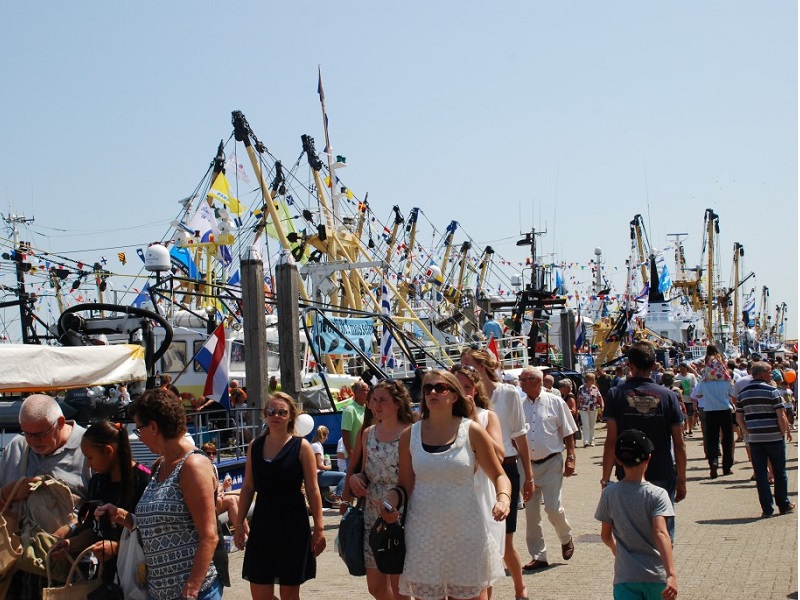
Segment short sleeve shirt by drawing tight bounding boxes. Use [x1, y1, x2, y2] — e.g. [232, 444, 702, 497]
[340, 402, 365, 457]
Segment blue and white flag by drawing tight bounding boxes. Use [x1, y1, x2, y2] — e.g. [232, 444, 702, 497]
[575, 306, 586, 351]
[195, 323, 230, 409]
[743, 293, 756, 326]
[658, 264, 672, 294]
[380, 280, 396, 368]
[556, 270, 564, 294]
[130, 284, 150, 308]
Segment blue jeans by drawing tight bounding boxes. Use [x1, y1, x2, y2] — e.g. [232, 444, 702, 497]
[197, 577, 223, 600]
[650, 478, 676, 542]
[318, 470, 346, 496]
[750, 440, 790, 515]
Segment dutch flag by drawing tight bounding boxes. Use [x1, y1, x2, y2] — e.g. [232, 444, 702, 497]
[195, 323, 230, 409]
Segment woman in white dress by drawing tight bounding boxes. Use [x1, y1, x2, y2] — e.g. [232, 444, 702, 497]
[381, 370, 511, 600]
[451, 364, 506, 600]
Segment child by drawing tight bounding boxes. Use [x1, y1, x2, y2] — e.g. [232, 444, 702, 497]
[595, 429, 678, 600]
[51, 421, 151, 584]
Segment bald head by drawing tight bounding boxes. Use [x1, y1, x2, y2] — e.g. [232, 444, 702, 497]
[20, 394, 63, 425]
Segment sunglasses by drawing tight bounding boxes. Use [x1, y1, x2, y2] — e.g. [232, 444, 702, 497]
[266, 408, 290, 418]
[205, 451, 217, 457]
[450, 363, 477, 374]
[132, 425, 145, 437]
[422, 382, 453, 395]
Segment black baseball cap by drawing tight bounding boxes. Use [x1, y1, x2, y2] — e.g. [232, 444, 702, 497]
[616, 429, 654, 465]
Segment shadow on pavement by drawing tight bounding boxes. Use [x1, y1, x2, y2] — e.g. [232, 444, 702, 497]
[695, 516, 762, 525]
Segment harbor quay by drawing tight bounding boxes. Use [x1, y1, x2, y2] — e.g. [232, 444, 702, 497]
[225, 425, 797, 600]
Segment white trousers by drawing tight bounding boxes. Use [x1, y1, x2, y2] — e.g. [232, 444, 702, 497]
[524, 453, 572, 562]
[580, 409, 598, 445]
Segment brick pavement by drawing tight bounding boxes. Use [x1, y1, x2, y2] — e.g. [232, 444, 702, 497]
[225, 426, 797, 599]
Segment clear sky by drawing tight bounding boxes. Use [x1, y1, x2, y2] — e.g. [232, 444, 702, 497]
[0, 1, 797, 341]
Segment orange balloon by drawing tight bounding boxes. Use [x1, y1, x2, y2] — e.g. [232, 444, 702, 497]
[785, 369, 796, 384]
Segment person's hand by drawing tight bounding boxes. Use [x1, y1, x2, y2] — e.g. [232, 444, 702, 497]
[379, 501, 399, 524]
[661, 574, 678, 599]
[311, 528, 326, 557]
[675, 480, 687, 503]
[521, 479, 535, 502]
[233, 520, 249, 550]
[49, 538, 70, 559]
[180, 580, 200, 600]
[5, 477, 40, 502]
[94, 503, 123, 526]
[90, 540, 118, 562]
[338, 501, 350, 516]
[349, 473, 368, 497]
[564, 455, 576, 477]
[492, 500, 510, 521]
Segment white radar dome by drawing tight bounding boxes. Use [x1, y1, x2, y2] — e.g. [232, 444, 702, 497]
[144, 244, 171, 272]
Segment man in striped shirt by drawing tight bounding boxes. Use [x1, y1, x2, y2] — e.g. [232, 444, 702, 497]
[735, 361, 795, 518]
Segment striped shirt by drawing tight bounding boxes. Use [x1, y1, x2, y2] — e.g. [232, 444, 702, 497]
[137, 450, 217, 600]
[736, 381, 784, 443]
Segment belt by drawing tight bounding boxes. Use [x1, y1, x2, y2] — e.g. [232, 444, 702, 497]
[531, 452, 559, 465]
[502, 456, 519, 465]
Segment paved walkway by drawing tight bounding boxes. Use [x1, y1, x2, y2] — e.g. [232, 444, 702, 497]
[225, 427, 797, 599]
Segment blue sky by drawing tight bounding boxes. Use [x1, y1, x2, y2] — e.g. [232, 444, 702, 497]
[0, 2, 796, 341]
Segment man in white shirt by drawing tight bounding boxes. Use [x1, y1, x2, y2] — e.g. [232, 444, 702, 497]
[519, 366, 579, 571]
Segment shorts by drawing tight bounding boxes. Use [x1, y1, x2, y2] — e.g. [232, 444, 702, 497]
[684, 402, 695, 416]
[502, 461, 521, 534]
[613, 581, 667, 600]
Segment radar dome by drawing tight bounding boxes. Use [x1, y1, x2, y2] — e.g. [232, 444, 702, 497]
[144, 244, 171, 272]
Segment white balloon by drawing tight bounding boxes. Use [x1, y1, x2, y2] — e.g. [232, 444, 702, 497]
[295, 413, 315, 437]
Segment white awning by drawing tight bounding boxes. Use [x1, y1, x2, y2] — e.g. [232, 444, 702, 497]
[0, 344, 146, 393]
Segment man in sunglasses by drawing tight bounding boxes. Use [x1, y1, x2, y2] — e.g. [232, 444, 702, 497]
[0, 394, 91, 599]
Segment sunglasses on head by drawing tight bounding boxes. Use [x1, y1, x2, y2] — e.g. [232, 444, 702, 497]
[266, 408, 289, 417]
[422, 382, 453, 395]
[450, 363, 477, 374]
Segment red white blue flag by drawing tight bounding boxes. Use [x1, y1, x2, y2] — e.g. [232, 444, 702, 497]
[196, 323, 230, 409]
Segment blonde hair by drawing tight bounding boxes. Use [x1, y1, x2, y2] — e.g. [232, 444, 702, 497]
[312, 425, 329, 443]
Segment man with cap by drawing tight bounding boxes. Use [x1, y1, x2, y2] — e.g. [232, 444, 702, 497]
[595, 430, 678, 600]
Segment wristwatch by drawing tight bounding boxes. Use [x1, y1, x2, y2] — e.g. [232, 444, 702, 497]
[566, 454, 576, 460]
[600, 479, 609, 486]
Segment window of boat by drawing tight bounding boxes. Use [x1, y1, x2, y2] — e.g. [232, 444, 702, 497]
[231, 341, 245, 365]
[162, 341, 187, 373]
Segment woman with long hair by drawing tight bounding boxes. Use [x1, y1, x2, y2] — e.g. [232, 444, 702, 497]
[52, 420, 151, 585]
[349, 380, 416, 600]
[234, 392, 326, 599]
[381, 370, 511, 600]
[451, 364, 505, 600]
[460, 348, 534, 600]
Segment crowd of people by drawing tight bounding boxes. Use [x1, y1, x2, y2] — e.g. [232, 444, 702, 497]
[0, 341, 795, 600]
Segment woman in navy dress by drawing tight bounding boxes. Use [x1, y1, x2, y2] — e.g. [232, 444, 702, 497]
[235, 392, 326, 599]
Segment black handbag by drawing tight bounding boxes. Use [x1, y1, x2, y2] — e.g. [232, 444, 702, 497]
[337, 498, 366, 576]
[368, 486, 407, 575]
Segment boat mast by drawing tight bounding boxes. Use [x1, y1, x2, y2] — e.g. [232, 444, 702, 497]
[630, 215, 650, 289]
[2, 214, 37, 343]
[704, 209, 720, 345]
[732, 243, 743, 347]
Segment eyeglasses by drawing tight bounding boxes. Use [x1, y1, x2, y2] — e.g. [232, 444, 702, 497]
[21, 421, 57, 440]
[205, 451, 217, 457]
[266, 408, 289, 417]
[422, 383, 453, 395]
[132, 425, 146, 437]
[450, 363, 476, 374]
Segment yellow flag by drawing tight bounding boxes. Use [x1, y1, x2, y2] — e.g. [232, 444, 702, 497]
[207, 173, 244, 216]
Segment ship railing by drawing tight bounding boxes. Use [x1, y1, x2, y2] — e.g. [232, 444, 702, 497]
[185, 407, 262, 463]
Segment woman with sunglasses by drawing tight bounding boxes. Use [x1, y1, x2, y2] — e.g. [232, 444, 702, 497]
[381, 370, 510, 600]
[96, 388, 221, 600]
[234, 392, 326, 600]
[348, 380, 416, 600]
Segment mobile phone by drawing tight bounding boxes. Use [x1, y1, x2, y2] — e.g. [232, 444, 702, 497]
[382, 500, 395, 512]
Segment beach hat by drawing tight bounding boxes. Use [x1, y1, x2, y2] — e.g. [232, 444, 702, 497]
[616, 429, 654, 465]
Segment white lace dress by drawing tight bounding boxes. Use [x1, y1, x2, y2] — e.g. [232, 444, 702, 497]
[474, 407, 506, 558]
[399, 418, 504, 600]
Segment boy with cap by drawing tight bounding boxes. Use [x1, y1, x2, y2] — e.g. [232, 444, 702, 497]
[595, 429, 678, 600]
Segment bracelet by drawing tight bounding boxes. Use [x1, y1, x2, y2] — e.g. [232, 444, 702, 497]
[524, 479, 534, 484]
[496, 491, 511, 502]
